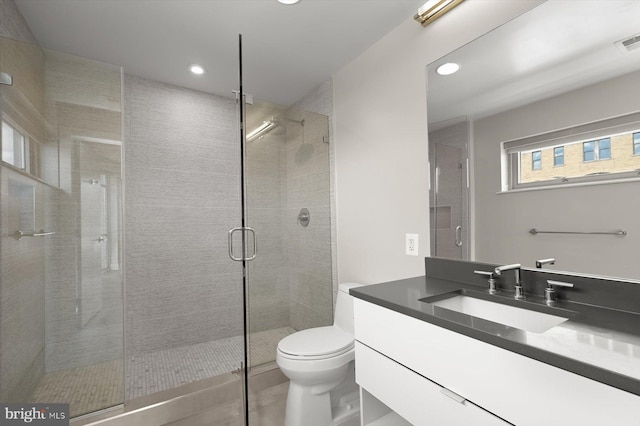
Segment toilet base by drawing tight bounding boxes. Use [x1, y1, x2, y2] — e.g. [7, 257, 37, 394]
[283, 362, 360, 426]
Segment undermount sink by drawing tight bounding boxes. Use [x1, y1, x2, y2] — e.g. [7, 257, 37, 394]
[422, 291, 572, 333]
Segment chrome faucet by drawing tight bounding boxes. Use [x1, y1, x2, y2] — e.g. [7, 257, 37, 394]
[536, 258, 556, 268]
[494, 264, 525, 299]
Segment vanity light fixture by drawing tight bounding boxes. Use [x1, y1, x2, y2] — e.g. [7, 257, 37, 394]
[414, 0, 465, 27]
[189, 64, 205, 75]
[436, 62, 460, 75]
[277, 0, 300, 4]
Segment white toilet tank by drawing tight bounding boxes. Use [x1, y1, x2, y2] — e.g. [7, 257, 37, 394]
[333, 283, 365, 334]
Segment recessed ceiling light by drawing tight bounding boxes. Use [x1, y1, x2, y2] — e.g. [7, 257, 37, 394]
[190, 64, 205, 75]
[278, 0, 300, 4]
[436, 62, 460, 76]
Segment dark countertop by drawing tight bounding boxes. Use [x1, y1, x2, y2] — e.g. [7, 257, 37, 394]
[351, 274, 640, 397]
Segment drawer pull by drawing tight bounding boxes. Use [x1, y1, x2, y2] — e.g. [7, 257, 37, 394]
[440, 387, 466, 404]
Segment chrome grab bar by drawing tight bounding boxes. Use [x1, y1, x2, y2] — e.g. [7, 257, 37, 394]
[228, 227, 257, 262]
[455, 225, 462, 247]
[529, 228, 626, 236]
[13, 230, 56, 240]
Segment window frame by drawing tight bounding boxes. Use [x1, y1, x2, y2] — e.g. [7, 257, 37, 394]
[2, 119, 26, 169]
[531, 150, 542, 170]
[503, 112, 640, 191]
[634, 132, 640, 156]
[582, 138, 611, 162]
[598, 137, 611, 160]
[1, 116, 40, 177]
[553, 146, 564, 166]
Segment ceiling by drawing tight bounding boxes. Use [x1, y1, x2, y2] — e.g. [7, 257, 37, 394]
[427, 0, 640, 125]
[15, 0, 425, 106]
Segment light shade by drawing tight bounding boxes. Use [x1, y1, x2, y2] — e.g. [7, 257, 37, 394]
[277, 0, 300, 4]
[414, 0, 465, 27]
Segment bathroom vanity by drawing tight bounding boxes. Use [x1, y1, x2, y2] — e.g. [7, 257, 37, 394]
[351, 258, 640, 426]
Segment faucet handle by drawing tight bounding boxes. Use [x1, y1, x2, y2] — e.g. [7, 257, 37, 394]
[545, 280, 574, 305]
[474, 270, 499, 294]
[547, 280, 574, 288]
[536, 258, 556, 268]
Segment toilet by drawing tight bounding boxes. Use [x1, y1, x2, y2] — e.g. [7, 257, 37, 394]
[276, 282, 364, 426]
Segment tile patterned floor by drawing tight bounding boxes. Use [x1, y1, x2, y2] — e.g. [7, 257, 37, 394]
[31, 327, 296, 418]
[127, 326, 295, 399]
[31, 359, 124, 418]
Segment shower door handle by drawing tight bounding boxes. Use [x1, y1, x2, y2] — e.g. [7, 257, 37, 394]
[228, 227, 257, 261]
[455, 225, 463, 247]
[245, 227, 257, 261]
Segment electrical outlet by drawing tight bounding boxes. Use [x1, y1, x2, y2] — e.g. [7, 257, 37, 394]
[406, 233, 419, 256]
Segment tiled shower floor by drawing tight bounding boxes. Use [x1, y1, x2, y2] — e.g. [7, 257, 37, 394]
[127, 326, 296, 399]
[31, 327, 296, 418]
[31, 358, 124, 418]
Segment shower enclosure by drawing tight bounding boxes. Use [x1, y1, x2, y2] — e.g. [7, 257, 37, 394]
[428, 120, 469, 260]
[0, 34, 333, 424]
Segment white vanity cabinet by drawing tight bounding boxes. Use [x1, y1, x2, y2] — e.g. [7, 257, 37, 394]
[354, 298, 640, 426]
[356, 341, 510, 426]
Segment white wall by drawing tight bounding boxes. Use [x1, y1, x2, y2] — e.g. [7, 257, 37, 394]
[332, 0, 544, 284]
[473, 70, 640, 279]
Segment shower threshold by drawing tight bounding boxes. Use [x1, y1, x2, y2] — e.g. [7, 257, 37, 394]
[71, 363, 287, 426]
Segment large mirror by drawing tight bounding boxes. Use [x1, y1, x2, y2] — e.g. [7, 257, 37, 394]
[427, 0, 640, 280]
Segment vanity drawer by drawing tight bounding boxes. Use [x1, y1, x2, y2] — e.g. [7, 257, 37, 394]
[354, 298, 640, 426]
[356, 341, 510, 426]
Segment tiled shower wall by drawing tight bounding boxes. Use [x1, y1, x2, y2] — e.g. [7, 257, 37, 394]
[43, 50, 123, 372]
[246, 101, 290, 334]
[0, 1, 47, 401]
[246, 96, 334, 334]
[124, 75, 244, 358]
[284, 107, 333, 330]
[0, 0, 36, 45]
[290, 80, 337, 309]
[0, 170, 48, 402]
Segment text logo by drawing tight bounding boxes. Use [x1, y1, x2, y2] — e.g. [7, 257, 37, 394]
[0, 404, 69, 425]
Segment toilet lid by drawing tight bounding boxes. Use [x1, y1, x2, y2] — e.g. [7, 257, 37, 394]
[278, 326, 353, 358]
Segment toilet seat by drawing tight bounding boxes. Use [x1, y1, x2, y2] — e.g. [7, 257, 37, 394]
[277, 326, 354, 360]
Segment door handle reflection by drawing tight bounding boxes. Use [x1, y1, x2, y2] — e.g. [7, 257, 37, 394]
[455, 225, 462, 247]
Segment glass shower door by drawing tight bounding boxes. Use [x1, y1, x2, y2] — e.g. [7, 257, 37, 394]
[1, 31, 336, 424]
[244, 99, 334, 369]
[429, 120, 469, 260]
[0, 38, 125, 418]
[1, 34, 251, 425]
